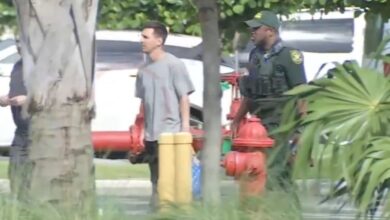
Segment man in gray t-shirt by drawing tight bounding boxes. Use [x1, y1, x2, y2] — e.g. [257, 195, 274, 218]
[136, 53, 194, 141]
[135, 21, 194, 209]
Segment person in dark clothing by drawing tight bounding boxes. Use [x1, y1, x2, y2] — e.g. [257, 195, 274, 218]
[231, 12, 306, 215]
[0, 55, 29, 199]
[232, 11, 306, 132]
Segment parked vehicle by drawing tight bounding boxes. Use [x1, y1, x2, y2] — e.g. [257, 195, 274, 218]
[235, 10, 367, 82]
[1, 10, 389, 153]
[0, 30, 234, 149]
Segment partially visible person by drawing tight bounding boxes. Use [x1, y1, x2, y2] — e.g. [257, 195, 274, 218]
[134, 21, 195, 210]
[384, 43, 390, 77]
[231, 11, 307, 194]
[232, 11, 306, 133]
[0, 40, 29, 199]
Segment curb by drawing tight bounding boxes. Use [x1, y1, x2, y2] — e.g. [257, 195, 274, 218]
[0, 179, 238, 195]
[0, 179, 152, 191]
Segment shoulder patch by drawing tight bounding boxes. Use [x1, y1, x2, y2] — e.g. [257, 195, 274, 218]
[290, 50, 303, 64]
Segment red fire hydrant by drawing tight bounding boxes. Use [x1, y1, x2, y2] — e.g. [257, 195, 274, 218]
[91, 105, 205, 154]
[222, 116, 274, 198]
[92, 105, 145, 156]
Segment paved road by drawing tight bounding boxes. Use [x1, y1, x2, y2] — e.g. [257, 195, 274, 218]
[0, 179, 385, 219]
[95, 181, 385, 220]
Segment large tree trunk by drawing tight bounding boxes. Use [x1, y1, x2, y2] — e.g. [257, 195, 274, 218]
[14, 0, 99, 218]
[193, 0, 221, 204]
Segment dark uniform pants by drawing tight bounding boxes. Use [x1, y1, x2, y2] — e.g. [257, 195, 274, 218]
[265, 123, 302, 219]
[8, 144, 29, 199]
[257, 104, 301, 219]
[144, 141, 159, 208]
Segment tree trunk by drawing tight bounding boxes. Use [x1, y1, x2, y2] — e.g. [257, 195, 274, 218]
[362, 12, 384, 68]
[193, 0, 221, 205]
[14, 0, 99, 218]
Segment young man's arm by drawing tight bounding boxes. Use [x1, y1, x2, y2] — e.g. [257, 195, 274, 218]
[179, 95, 191, 132]
[172, 61, 195, 132]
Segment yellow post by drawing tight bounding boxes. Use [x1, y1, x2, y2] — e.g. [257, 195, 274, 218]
[158, 133, 175, 210]
[174, 132, 193, 205]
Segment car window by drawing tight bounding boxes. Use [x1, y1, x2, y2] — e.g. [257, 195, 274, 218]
[282, 18, 354, 53]
[96, 40, 203, 70]
[0, 39, 203, 72]
[239, 18, 354, 54]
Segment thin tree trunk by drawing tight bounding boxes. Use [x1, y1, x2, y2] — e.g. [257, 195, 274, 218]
[363, 12, 384, 68]
[14, 0, 99, 218]
[193, 0, 221, 205]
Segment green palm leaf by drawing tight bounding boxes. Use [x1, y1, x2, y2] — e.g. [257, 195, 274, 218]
[273, 59, 390, 217]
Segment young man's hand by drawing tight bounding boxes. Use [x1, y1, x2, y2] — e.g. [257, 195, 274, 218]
[9, 95, 27, 106]
[0, 95, 10, 107]
[181, 123, 190, 133]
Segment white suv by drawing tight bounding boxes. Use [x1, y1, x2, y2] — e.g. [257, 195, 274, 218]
[0, 30, 234, 148]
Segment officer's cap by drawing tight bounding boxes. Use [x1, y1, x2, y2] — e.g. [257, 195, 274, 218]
[245, 11, 280, 30]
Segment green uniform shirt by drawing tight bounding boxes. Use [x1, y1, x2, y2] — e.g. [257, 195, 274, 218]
[240, 40, 306, 128]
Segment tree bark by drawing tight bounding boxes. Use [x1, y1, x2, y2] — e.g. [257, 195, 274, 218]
[193, 0, 221, 205]
[13, 0, 99, 218]
[362, 12, 384, 68]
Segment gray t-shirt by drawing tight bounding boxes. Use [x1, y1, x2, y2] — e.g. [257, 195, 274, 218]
[135, 53, 195, 141]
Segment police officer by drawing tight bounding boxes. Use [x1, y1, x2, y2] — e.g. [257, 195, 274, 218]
[232, 11, 307, 192]
[232, 10, 306, 133]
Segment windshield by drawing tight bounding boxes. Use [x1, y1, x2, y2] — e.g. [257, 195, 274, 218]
[282, 18, 354, 53]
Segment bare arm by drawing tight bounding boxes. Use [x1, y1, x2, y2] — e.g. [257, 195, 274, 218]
[0, 95, 10, 107]
[297, 99, 307, 117]
[9, 95, 27, 106]
[180, 95, 191, 132]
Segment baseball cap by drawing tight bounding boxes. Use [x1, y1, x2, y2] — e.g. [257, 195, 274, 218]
[245, 11, 280, 30]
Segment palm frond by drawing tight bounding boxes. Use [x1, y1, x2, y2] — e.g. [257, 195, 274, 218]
[273, 59, 390, 217]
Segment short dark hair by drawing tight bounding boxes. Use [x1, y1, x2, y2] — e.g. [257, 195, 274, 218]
[143, 21, 168, 44]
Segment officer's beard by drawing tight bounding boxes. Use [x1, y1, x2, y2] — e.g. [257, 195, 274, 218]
[254, 38, 267, 50]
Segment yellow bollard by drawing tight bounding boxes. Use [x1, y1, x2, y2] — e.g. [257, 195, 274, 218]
[174, 132, 193, 205]
[158, 133, 175, 210]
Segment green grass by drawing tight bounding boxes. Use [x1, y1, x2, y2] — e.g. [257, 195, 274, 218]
[0, 160, 149, 179]
[0, 189, 301, 220]
[152, 190, 302, 220]
[0, 158, 330, 180]
[0, 160, 8, 179]
[95, 163, 148, 179]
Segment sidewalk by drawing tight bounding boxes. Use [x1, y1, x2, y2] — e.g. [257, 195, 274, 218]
[0, 179, 153, 195]
[0, 178, 329, 196]
[0, 178, 240, 196]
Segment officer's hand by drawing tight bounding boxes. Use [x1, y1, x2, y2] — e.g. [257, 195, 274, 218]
[0, 95, 9, 107]
[9, 95, 27, 106]
[230, 120, 239, 137]
[238, 67, 249, 76]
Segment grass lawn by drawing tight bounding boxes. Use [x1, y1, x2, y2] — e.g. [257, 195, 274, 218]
[95, 162, 149, 179]
[0, 143, 336, 180]
[0, 160, 149, 179]
[0, 161, 8, 179]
